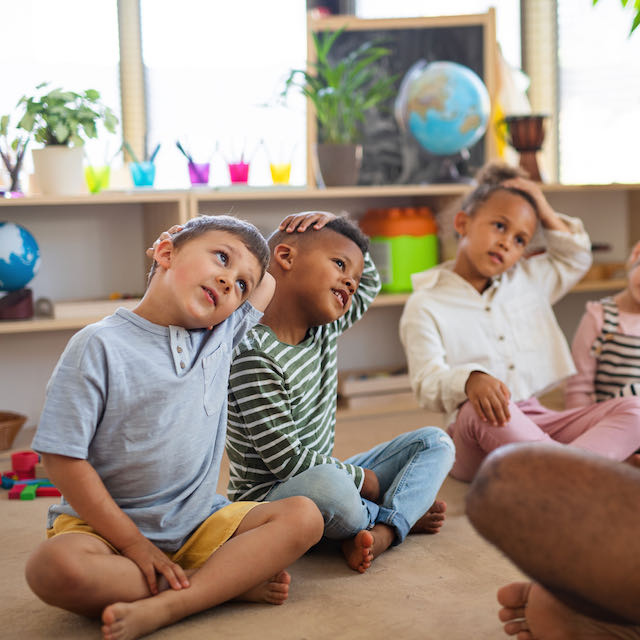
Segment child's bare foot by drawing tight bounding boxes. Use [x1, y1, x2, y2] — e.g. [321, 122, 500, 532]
[341, 530, 374, 573]
[235, 570, 291, 605]
[410, 500, 447, 534]
[102, 599, 168, 640]
[498, 581, 640, 639]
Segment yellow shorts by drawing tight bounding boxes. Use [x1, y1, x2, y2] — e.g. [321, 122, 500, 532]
[47, 501, 261, 570]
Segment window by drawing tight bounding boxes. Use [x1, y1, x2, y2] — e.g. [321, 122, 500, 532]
[0, 0, 121, 177]
[140, 0, 307, 188]
[557, 1, 640, 183]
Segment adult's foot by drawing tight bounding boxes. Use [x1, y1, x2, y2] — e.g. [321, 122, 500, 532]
[497, 581, 640, 639]
[341, 530, 374, 574]
[235, 570, 291, 605]
[410, 500, 447, 534]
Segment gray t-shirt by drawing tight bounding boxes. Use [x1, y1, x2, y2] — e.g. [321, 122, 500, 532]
[32, 303, 262, 552]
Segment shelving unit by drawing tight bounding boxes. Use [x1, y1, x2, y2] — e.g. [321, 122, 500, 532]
[1, 181, 637, 425]
[1, 182, 636, 336]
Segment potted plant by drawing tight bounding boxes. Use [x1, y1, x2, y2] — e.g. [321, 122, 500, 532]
[0, 115, 29, 194]
[3, 82, 118, 195]
[283, 28, 396, 187]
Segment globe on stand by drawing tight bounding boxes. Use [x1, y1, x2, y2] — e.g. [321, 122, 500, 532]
[395, 60, 491, 183]
[0, 221, 41, 320]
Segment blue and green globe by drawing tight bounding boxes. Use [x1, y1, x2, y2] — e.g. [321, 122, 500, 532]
[396, 60, 490, 156]
[0, 222, 40, 291]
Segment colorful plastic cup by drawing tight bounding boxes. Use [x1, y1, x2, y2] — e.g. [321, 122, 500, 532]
[188, 162, 210, 185]
[228, 162, 249, 184]
[270, 162, 291, 185]
[85, 165, 111, 193]
[130, 161, 156, 187]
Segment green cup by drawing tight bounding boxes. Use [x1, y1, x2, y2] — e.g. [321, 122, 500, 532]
[85, 165, 111, 193]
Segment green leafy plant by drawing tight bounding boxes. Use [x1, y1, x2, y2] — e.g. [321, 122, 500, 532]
[0, 115, 28, 191]
[593, 0, 640, 34]
[6, 82, 118, 148]
[283, 28, 397, 144]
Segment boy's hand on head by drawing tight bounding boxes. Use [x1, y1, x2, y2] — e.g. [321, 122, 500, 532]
[145, 224, 184, 258]
[360, 468, 380, 502]
[120, 535, 190, 595]
[465, 371, 511, 427]
[279, 211, 337, 234]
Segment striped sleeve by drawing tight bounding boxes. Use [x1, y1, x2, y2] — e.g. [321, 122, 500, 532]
[334, 251, 381, 334]
[227, 348, 364, 500]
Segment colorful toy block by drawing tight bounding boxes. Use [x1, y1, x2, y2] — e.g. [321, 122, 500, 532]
[2, 450, 61, 499]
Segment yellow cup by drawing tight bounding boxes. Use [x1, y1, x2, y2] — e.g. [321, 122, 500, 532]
[270, 162, 291, 185]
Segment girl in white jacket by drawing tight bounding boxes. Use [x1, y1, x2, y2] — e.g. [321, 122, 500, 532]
[400, 163, 640, 481]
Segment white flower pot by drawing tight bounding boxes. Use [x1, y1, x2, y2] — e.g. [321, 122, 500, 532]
[32, 146, 86, 195]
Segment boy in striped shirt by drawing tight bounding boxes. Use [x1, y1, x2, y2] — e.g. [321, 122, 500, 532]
[227, 211, 455, 573]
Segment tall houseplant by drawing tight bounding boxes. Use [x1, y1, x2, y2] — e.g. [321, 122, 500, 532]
[283, 28, 396, 186]
[3, 83, 118, 194]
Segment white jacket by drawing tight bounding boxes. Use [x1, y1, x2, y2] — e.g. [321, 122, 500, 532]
[399, 214, 592, 425]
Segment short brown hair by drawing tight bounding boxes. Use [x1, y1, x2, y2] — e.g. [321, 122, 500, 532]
[147, 214, 269, 285]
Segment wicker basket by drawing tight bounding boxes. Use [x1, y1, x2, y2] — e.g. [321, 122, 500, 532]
[0, 412, 27, 451]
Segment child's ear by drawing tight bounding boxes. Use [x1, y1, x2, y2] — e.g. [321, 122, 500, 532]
[453, 211, 470, 236]
[272, 243, 296, 271]
[154, 238, 175, 269]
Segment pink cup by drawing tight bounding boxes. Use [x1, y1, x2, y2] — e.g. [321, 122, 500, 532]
[228, 162, 249, 184]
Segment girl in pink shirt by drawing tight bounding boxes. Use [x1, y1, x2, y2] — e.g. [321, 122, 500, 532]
[566, 241, 640, 408]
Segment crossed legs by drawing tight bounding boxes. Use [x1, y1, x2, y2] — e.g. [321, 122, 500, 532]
[25, 496, 323, 640]
[466, 442, 640, 638]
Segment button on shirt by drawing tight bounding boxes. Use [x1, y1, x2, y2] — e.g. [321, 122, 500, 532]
[399, 213, 592, 425]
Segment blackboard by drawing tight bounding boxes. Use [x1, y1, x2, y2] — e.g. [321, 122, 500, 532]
[308, 13, 497, 186]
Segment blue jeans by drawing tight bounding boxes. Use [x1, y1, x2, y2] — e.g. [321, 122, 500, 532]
[264, 426, 455, 545]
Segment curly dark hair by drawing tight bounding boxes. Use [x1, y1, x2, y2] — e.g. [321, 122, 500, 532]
[460, 162, 539, 217]
[267, 215, 369, 256]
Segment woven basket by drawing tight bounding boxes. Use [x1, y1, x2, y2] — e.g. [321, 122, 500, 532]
[0, 412, 27, 451]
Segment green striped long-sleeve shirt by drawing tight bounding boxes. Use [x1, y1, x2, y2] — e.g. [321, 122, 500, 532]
[226, 253, 381, 501]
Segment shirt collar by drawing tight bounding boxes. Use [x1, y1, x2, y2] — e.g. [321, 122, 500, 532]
[410, 262, 503, 293]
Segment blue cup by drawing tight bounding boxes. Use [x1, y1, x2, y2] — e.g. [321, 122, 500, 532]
[130, 161, 156, 187]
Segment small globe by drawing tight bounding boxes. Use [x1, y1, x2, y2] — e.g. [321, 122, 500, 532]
[395, 60, 491, 157]
[0, 222, 40, 292]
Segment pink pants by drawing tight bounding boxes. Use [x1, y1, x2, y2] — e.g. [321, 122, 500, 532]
[448, 396, 640, 482]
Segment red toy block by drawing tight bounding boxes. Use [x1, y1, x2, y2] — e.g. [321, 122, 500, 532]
[11, 451, 39, 480]
[8, 484, 26, 499]
[36, 486, 61, 497]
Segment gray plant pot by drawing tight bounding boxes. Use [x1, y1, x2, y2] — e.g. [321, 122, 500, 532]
[315, 143, 363, 187]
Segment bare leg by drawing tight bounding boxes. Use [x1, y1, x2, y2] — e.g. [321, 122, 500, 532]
[466, 442, 640, 628]
[498, 582, 640, 640]
[410, 499, 447, 534]
[27, 496, 323, 640]
[341, 523, 395, 573]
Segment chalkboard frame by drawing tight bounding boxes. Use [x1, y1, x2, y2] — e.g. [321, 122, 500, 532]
[306, 12, 498, 187]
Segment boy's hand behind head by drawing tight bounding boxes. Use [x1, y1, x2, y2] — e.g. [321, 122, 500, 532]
[279, 211, 337, 234]
[146, 225, 184, 259]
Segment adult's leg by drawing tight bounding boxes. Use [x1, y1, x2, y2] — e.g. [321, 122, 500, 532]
[466, 443, 640, 627]
[347, 426, 455, 544]
[99, 496, 323, 640]
[449, 399, 552, 482]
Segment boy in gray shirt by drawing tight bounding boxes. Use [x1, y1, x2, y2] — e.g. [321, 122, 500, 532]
[26, 215, 323, 640]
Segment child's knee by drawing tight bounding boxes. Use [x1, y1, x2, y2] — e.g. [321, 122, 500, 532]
[281, 495, 323, 541]
[25, 541, 85, 602]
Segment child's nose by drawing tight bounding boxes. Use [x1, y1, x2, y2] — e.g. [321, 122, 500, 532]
[217, 276, 231, 292]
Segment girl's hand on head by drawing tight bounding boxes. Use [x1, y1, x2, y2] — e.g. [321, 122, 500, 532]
[279, 211, 337, 234]
[465, 371, 511, 426]
[120, 536, 190, 595]
[502, 177, 567, 232]
[145, 225, 184, 258]
[628, 240, 640, 268]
